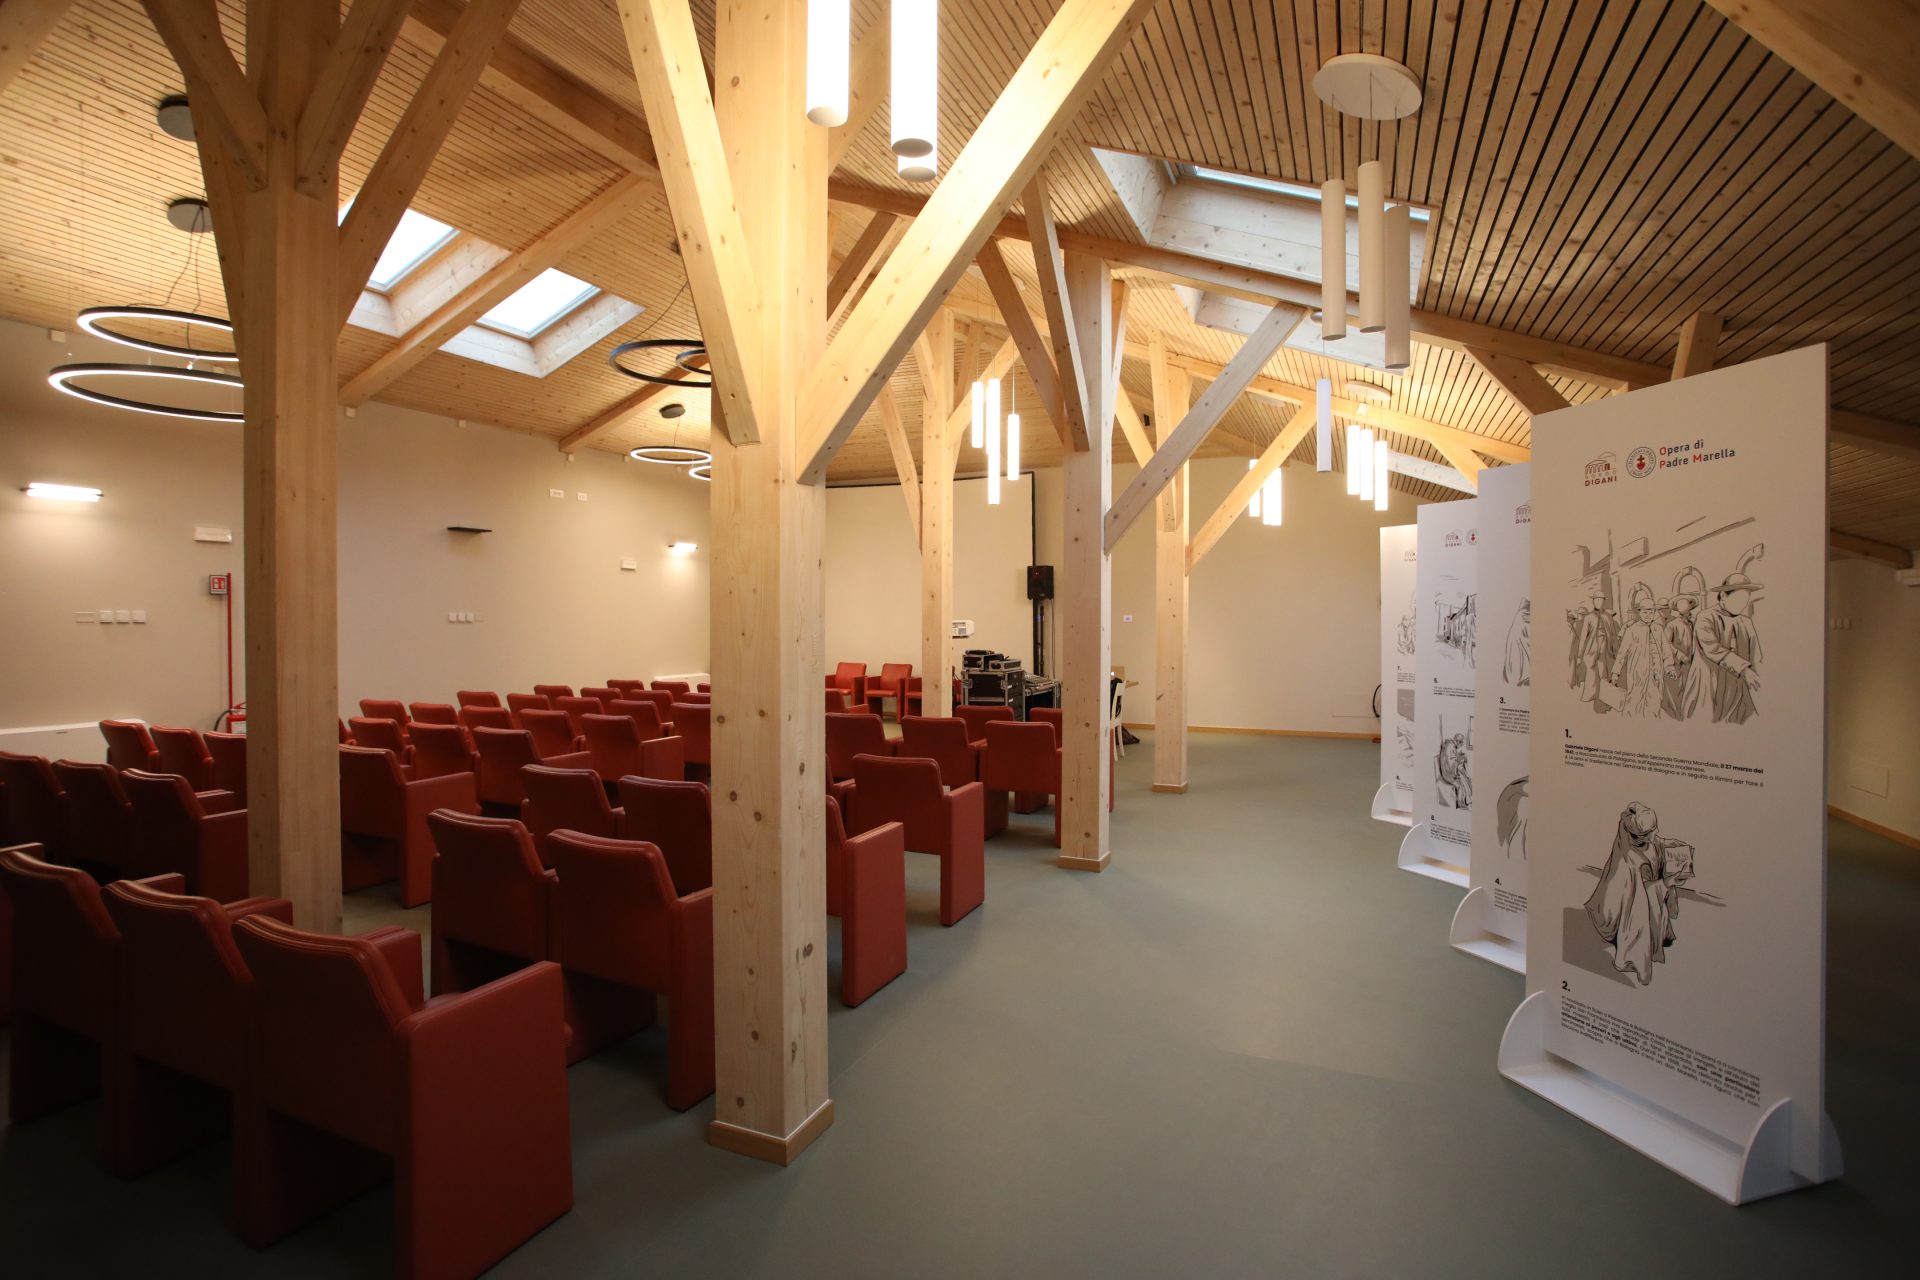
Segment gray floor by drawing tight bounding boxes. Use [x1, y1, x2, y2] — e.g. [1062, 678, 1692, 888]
[2, 733, 1916, 1277]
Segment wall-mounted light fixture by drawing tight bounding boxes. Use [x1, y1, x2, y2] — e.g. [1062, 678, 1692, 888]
[667, 540, 699, 555]
[23, 482, 103, 502]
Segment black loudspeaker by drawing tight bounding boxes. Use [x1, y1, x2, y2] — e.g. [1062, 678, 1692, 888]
[1027, 564, 1054, 601]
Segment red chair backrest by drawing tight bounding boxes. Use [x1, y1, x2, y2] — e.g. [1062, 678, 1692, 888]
[875, 662, 912, 694]
[615, 776, 711, 894]
[1031, 706, 1064, 733]
[651, 680, 691, 696]
[0, 750, 67, 852]
[339, 745, 407, 834]
[50, 759, 131, 870]
[676, 692, 711, 706]
[359, 699, 409, 730]
[152, 726, 216, 790]
[459, 705, 513, 734]
[102, 879, 257, 1085]
[427, 810, 551, 961]
[472, 728, 541, 806]
[456, 690, 502, 708]
[506, 693, 551, 716]
[517, 709, 578, 759]
[520, 765, 619, 850]
[100, 719, 161, 772]
[408, 701, 459, 725]
[546, 831, 681, 988]
[826, 688, 849, 714]
[580, 687, 620, 706]
[348, 717, 407, 756]
[532, 684, 573, 701]
[954, 705, 1009, 741]
[982, 720, 1061, 792]
[409, 723, 474, 780]
[204, 731, 247, 802]
[897, 716, 979, 787]
[553, 696, 605, 736]
[121, 769, 210, 878]
[848, 753, 947, 851]
[626, 689, 674, 717]
[831, 662, 867, 692]
[671, 703, 711, 766]
[826, 713, 889, 781]
[0, 845, 119, 1038]
[579, 714, 642, 780]
[607, 679, 646, 695]
[605, 699, 668, 740]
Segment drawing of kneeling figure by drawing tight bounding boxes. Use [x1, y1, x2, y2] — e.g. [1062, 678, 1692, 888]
[1584, 802, 1696, 986]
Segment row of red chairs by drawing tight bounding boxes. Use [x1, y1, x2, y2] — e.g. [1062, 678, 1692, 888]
[0, 846, 570, 1278]
[825, 661, 922, 719]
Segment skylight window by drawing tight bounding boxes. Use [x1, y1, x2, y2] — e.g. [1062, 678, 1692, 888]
[1178, 163, 1430, 220]
[478, 270, 599, 338]
[363, 209, 457, 290]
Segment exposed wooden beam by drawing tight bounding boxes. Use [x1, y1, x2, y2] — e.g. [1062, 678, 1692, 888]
[976, 237, 1069, 443]
[795, 0, 1157, 483]
[877, 384, 920, 538]
[1114, 390, 1153, 466]
[558, 355, 708, 453]
[1833, 410, 1920, 465]
[1829, 529, 1915, 569]
[340, 173, 647, 404]
[1024, 174, 1092, 450]
[1105, 304, 1295, 552]
[619, 0, 765, 444]
[1150, 335, 1192, 795]
[141, 0, 270, 190]
[1700, 0, 1920, 161]
[1187, 412, 1315, 572]
[336, 0, 526, 323]
[0, 0, 76, 99]
[1465, 345, 1570, 416]
[826, 6, 887, 172]
[1105, 277, 1132, 442]
[919, 308, 955, 716]
[827, 211, 896, 321]
[1672, 311, 1721, 379]
[295, 0, 412, 190]
[1426, 436, 1486, 490]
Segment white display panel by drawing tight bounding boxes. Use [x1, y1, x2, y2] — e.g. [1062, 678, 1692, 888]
[1399, 499, 1477, 885]
[1502, 346, 1838, 1203]
[1452, 466, 1530, 970]
[1374, 524, 1418, 825]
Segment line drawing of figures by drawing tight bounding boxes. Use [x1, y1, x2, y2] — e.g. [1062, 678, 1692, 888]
[1498, 776, 1529, 860]
[1435, 720, 1472, 810]
[1395, 723, 1415, 765]
[1663, 569, 1702, 719]
[1603, 582, 1672, 717]
[1433, 592, 1477, 667]
[1574, 590, 1616, 706]
[1584, 801, 1697, 986]
[1567, 604, 1587, 690]
[1685, 545, 1765, 724]
[1397, 590, 1417, 657]
[1504, 599, 1531, 687]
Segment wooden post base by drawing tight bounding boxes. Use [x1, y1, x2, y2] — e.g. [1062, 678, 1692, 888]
[1056, 851, 1111, 873]
[707, 1098, 835, 1167]
[1150, 782, 1189, 794]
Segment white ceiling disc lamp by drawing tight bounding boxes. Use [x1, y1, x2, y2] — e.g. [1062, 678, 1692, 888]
[1310, 53, 1423, 121]
[1314, 53, 1422, 361]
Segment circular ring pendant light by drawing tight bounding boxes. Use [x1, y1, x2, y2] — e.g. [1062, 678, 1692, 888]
[628, 445, 712, 466]
[688, 462, 712, 482]
[48, 362, 245, 422]
[76, 305, 238, 363]
[610, 338, 714, 387]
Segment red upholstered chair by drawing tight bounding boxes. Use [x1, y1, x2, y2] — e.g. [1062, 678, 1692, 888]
[676, 692, 711, 706]
[1, 848, 188, 1121]
[407, 723, 475, 781]
[338, 718, 354, 745]
[472, 729, 589, 815]
[230, 916, 572, 1277]
[650, 680, 691, 697]
[520, 765, 621, 864]
[847, 754, 985, 927]
[899, 716, 1007, 836]
[532, 683, 573, 701]
[348, 716, 410, 762]
[671, 702, 711, 773]
[903, 676, 924, 717]
[606, 698, 672, 740]
[426, 811, 654, 1063]
[1, 751, 68, 860]
[121, 770, 249, 901]
[204, 731, 248, 805]
[825, 795, 907, 1007]
[100, 719, 162, 772]
[606, 679, 646, 696]
[547, 830, 714, 1110]
[696, 682, 711, 694]
[826, 712, 894, 782]
[458, 704, 513, 734]
[407, 701, 458, 726]
[615, 776, 711, 894]
[152, 726, 218, 791]
[52, 760, 135, 875]
[580, 715, 686, 787]
[339, 745, 479, 907]
[865, 663, 914, 719]
[456, 690, 502, 709]
[99, 880, 291, 1175]
[518, 708, 581, 759]
[826, 662, 868, 707]
[625, 688, 676, 719]
[580, 686, 620, 707]
[356, 699, 407, 736]
[826, 688, 850, 714]
[954, 704, 1008, 743]
[982, 721, 1063, 844]
[506, 692, 551, 717]
[553, 695, 606, 737]
[1032, 706, 1115, 813]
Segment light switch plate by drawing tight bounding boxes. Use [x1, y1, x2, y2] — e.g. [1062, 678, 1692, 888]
[74, 611, 96, 623]
[549, 488, 564, 499]
[131, 609, 147, 623]
[99, 608, 115, 623]
[194, 526, 233, 543]
[576, 492, 588, 501]
[620, 557, 637, 571]
[1122, 614, 1134, 623]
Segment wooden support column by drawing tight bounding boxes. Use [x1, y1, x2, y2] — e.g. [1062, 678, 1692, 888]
[0, 0, 78, 98]
[1058, 250, 1113, 871]
[1149, 335, 1191, 794]
[1672, 312, 1721, 379]
[918, 312, 956, 716]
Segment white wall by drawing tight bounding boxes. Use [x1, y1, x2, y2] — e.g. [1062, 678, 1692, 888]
[1827, 557, 1920, 844]
[0, 316, 709, 752]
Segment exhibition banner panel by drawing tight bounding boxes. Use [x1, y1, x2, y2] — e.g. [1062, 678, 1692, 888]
[1405, 499, 1478, 882]
[1508, 345, 1836, 1200]
[1455, 465, 1531, 965]
[1377, 524, 1419, 823]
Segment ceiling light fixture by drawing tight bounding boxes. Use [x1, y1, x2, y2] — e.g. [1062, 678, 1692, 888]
[1344, 379, 1392, 404]
[1005, 408, 1021, 482]
[1344, 425, 1361, 496]
[1320, 177, 1346, 342]
[1313, 54, 1422, 346]
[891, 0, 938, 167]
[805, 0, 850, 127]
[688, 462, 712, 482]
[1356, 428, 1376, 503]
[1315, 377, 1333, 471]
[969, 378, 984, 449]
[47, 363, 245, 423]
[1383, 204, 1412, 371]
[1247, 459, 1262, 519]
[1373, 438, 1391, 512]
[1261, 468, 1282, 527]
[76, 305, 237, 363]
[660, 402, 686, 419]
[609, 338, 714, 387]
[985, 377, 1001, 505]
[628, 445, 712, 467]
[155, 94, 195, 141]
[23, 482, 103, 502]
[166, 198, 213, 234]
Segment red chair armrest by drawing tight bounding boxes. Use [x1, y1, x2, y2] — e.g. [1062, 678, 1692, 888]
[637, 735, 686, 781]
[406, 771, 480, 812]
[196, 788, 241, 814]
[947, 781, 984, 827]
[545, 751, 594, 771]
[202, 809, 251, 901]
[222, 896, 294, 924]
[134, 873, 188, 894]
[659, 719, 675, 738]
[361, 926, 426, 1009]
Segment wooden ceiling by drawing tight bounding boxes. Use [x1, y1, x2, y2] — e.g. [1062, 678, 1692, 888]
[0, 1, 1915, 542]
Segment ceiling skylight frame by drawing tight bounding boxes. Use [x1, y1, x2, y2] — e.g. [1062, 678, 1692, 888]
[477, 269, 602, 339]
[360, 207, 459, 292]
[1173, 162, 1431, 221]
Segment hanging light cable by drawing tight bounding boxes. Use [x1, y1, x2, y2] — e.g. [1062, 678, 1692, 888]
[805, 0, 850, 127]
[891, 0, 938, 163]
[1315, 377, 1333, 472]
[985, 377, 1001, 505]
[1373, 437, 1391, 512]
[1247, 458, 1262, 518]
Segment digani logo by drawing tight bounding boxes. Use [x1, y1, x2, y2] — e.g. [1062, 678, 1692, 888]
[1515, 502, 1533, 524]
[1444, 529, 1463, 548]
[1584, 453, 1618, 487]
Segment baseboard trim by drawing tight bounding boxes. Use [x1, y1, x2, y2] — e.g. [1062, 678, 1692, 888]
[708, 1098, 834, 1166]
[1828, 804, 1920, 851]
[1121, 722, 1377, 741]
[1150, 782, 1189, 794]
[1057, 850, 1111, 872]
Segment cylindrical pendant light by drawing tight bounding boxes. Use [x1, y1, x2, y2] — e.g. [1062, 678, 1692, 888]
[969, 379, 983, 449]
[985, 378, 1001, 505]
[1315, 377, 1333, 472]
[1356, 427, 1375, 502]
[1373, 437, 1391, 512]
[1383, 203, 1412, 370]
[891, 0, 938, 160]
[1247, 457, 1262, 518]
[1261, 468, 1282, 527]
[898, 147, 936, 184]
[1320, 178, 1347, 341]
[805, 0, 850, 127]
[1357, 160, 1385, 332]
[1344, 424, 1361, 496]
[1005, 410, 1021, 482]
